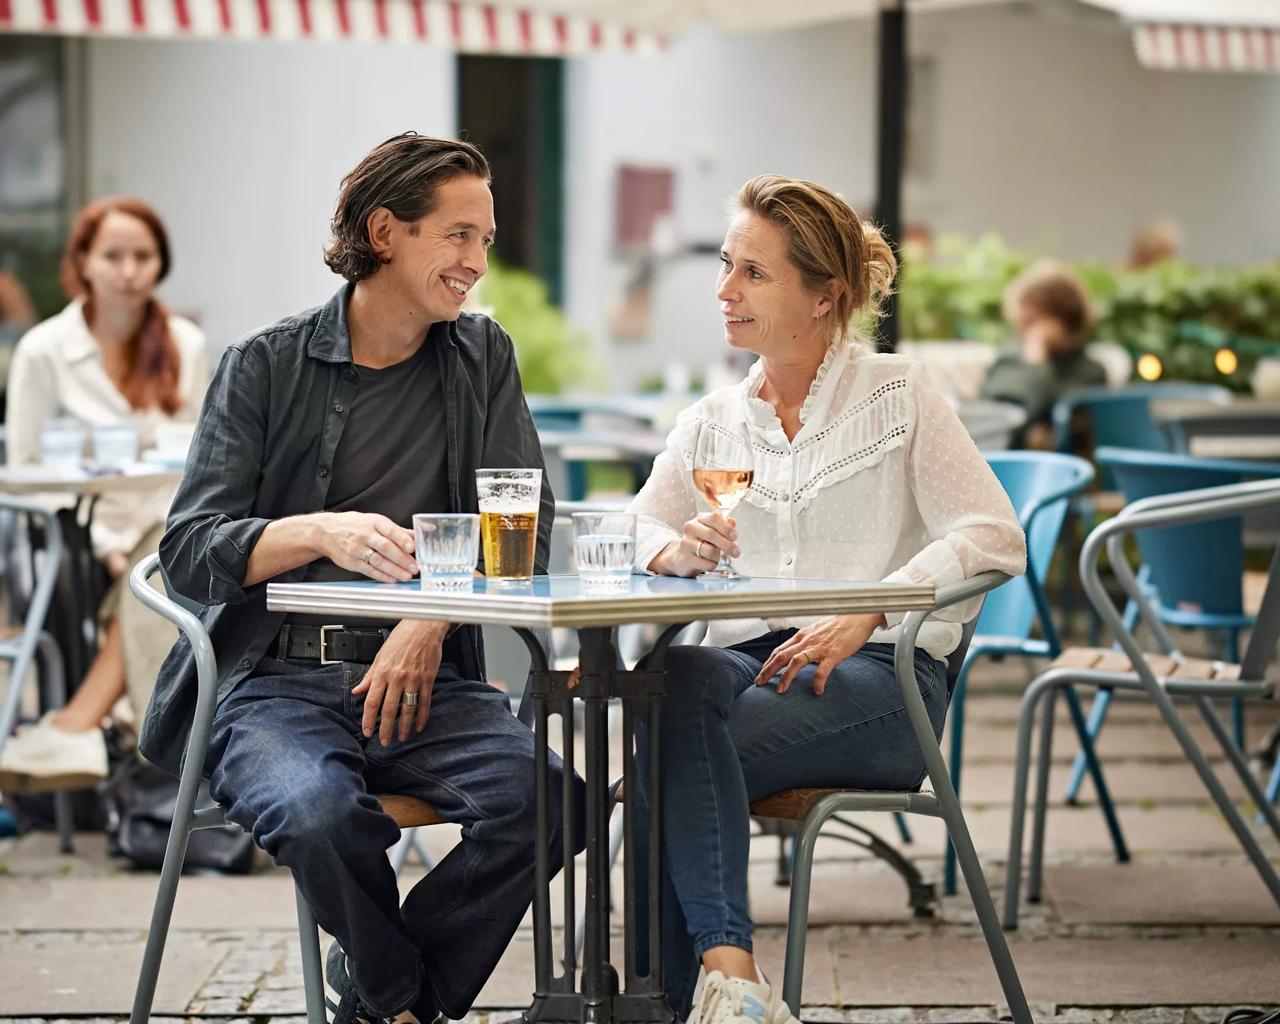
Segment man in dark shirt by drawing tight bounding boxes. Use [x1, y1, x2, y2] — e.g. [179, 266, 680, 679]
[148, 134, 578, 1024]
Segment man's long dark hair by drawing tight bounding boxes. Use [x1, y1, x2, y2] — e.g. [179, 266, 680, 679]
[324, 132, 491, 283]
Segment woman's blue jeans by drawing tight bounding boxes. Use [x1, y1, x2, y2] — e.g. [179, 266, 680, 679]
[634, 632, 948, 1017]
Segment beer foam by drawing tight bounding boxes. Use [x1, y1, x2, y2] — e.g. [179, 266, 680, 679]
[480, 501, 539, 514]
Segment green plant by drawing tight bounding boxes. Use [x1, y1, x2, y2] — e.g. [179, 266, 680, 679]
[472, 258, 598, 395]
[897, 234, 1280, 391]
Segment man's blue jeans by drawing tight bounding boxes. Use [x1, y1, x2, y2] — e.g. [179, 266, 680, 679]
[206, 655, 584, 1020]
[635, 634, 948, 1017]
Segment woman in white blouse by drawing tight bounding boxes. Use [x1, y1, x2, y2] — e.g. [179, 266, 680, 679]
[628, 176, 1025, 1024]
[0, 197, 209, 790]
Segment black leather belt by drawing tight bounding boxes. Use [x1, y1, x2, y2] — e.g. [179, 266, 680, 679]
[276, 624, 390, 665]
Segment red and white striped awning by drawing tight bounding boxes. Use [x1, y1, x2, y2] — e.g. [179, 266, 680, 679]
[1132, 21, 1280, 72]
[1079, 1, 1280, 73]
[0, 0, 666, 54]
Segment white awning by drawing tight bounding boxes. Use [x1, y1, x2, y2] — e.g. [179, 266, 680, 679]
[0, 0, 666, 54]
[1079, 1, 1280, 72]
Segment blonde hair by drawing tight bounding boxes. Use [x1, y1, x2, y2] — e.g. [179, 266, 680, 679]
[732, 174, 896, 345]
[1002, 259, 1095, 343]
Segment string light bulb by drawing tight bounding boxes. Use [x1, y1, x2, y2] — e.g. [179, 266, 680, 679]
[1215, 347, 1239, 375]
[1136, 353, 1163, 381]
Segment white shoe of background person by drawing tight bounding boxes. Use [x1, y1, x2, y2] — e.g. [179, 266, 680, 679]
[687, 970, 800, 1024]
[0, 711, 109, 792]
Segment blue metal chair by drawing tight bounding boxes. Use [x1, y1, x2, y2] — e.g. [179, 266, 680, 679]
[942, 452, 1129, 896]
[1052, 382, 1233, 466]
[1063, 447, 1280, 807]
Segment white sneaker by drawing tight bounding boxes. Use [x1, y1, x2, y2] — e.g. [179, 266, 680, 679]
[688, 970, 799, 1024]
[0, 712, 108, 793]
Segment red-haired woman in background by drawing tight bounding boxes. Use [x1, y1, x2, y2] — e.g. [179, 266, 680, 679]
[0, 197, 210, 790]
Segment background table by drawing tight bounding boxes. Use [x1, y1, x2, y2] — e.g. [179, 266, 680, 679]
[0, 465, 183, 689]
[267, 573, 936, 1024]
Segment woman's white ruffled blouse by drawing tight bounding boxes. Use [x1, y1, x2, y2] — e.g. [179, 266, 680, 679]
[628, 343, 1027, 661]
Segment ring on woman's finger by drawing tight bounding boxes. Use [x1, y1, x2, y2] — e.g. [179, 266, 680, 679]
[363, 548, 376, 565]
[402, 691, 419, 708]
[696, 540, 708, 560]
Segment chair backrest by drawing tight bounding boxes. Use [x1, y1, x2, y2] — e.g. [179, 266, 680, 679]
[975, 451, 1094, 643]
[1055, 383, 1232, 488]
[1097, 446, 1280, 618]
[946, 610, 982, 693]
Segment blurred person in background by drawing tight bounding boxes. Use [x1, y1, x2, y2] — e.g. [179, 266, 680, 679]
[627, 174, 1025, 1024]
[979, 259, 1106, 448]
[1128, 217, 1182, 269]
[0, 197, 209, 790]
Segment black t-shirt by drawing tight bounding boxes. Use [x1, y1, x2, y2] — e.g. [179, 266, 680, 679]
[290, 325, 451, 625]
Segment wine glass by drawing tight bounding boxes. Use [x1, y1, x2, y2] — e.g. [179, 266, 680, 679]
[690, 423, 754, 581]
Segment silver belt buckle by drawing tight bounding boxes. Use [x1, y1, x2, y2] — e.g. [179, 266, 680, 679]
[319, 624, 343, 665]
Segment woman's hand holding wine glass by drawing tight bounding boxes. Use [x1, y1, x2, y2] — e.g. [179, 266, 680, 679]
[649, 423, 754, 580]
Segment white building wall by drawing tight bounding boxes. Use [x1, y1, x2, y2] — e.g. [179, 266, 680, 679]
[84, 37, 455, 350]
[565, 7, 1280, 390]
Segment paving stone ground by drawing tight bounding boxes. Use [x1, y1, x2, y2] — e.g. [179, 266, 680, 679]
[3, 633, 1279, 1023]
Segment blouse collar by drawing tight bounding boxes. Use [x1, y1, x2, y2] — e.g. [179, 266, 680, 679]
[739, 340, 853, 433]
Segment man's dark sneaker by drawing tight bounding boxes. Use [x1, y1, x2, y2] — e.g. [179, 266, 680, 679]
[325, 941, 369, 1024]
[324, 941, 442, 1024]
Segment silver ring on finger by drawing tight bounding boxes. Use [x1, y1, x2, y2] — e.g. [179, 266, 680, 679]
[696, 540, 708, 560]
[363, 548, 376, 565]
[402, 691, 419, 708]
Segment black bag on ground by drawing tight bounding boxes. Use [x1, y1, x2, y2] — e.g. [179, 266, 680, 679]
[106, 756, 255, 874]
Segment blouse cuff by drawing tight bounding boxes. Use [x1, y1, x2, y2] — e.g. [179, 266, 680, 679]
[634, 518, 681, 575]
[880, 540, 966, 628]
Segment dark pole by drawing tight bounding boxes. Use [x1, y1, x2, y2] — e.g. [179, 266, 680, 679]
[875, 0, 907, 352]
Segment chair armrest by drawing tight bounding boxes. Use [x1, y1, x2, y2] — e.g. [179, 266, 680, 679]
[128, 553, 219, 780]
[933, 570, 1013, 613]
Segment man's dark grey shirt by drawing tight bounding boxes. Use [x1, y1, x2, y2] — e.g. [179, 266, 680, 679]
[142, 284, 554, 777]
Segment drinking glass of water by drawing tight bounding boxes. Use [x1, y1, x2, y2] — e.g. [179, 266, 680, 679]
[413, 514, 480, 589]
[572, 511, 636, 588]
[39, 419, 86, 470]
[92, 424, 140, 470]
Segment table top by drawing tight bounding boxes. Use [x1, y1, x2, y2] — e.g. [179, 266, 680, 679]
[0, 464, 184, 496]
[1188, 436, 1280, 461]
[267, 573, 937, 629]
[1151, 399, 1280, 424]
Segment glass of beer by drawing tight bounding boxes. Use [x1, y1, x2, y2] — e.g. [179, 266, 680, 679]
[476, 468, 541, 584]
[691, 424, 753, 581]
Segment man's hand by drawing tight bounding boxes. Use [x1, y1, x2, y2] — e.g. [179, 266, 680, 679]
[318, 511, 418, 583]
[352, 619, 449, 745]
[649, 512, 740, 577]
[754, 612, 887, 695]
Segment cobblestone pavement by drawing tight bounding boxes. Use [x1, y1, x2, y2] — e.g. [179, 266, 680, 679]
[3, 646, 1278, 1023]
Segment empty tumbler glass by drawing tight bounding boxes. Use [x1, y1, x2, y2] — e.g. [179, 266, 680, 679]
[39, 419, 86, 470]
[572, 511, 636, 588]
[413, 513, 480, 589]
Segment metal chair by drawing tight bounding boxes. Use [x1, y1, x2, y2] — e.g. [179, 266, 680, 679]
[126, 553, 449, 1024]
[1062, 447, 1280, 806]
[1002, 478, 1280, 929]
[0, 497, 73, 852]
[1051, 383, 1233, 656]
[757, 570, 1034, 1024]
[942, 452, 1128, 897]
[1052, 382, 1233, 467]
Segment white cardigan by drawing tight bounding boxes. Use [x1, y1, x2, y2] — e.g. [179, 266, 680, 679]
[629, 342, 1027, 661]
[6, 300, 210, 559]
